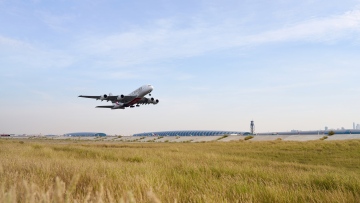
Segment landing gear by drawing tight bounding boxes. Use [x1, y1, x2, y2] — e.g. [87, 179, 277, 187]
[149, 94, 151, 96]
[136, 105, 140, 107]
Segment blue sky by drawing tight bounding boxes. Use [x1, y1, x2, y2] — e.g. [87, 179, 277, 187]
[1, 0, 360, 135]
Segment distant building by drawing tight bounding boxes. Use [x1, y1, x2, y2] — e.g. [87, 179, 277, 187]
[325, 126, 328, 131]
[357, 124, 360, 130]
[64, 132, 106, 137]
[133, 130, 246, 136]
[257, 129, 360, 135]
[354, 122, 356, 130]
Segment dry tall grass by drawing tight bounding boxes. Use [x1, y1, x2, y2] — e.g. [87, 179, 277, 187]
[0, 139, 359, 202]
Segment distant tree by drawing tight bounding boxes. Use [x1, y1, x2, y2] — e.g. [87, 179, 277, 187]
[328, 130, 335, 136]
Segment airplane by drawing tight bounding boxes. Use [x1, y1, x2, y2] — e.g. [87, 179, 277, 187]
[78, 84, 159, 110]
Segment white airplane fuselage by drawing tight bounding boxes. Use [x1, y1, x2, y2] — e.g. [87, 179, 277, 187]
[78, 84, 158, 110]
[120, 85, 154, 107]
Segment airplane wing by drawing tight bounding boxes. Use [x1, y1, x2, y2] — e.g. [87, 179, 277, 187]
[119, 96, 137, 103]
[78, 95, 100, 99]
[78, 95, 136, 103]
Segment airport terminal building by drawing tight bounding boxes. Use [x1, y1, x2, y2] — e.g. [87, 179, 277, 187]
[133, 130, 247, 137]
[64, 132, 106, 137]
[257, 129, 360, 135]
[133, 129, 360, 137]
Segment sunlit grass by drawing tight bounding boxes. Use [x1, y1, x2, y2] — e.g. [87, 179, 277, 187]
[0, 139, 359, 202]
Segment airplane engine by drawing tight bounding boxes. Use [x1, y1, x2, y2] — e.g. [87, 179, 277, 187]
[100, 94, 108, 101]
[117, 95, 125, 100]
[150, 98, 159, 104]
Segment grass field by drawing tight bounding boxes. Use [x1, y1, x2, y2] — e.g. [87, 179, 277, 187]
[0, 139, 359, 202]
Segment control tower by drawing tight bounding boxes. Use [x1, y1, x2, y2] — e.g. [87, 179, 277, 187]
[250, 120, 255, 135]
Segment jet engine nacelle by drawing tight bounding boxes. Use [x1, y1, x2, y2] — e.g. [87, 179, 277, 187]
[150, 98, 159, 104]
[100, 94, 108, 101]
[117, 94, 125, 100]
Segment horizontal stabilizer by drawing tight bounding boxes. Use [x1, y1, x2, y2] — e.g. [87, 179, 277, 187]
[96, 105, 125, 109]
[96, 106, 113, 108]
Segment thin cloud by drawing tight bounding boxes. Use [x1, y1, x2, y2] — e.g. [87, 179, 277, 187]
[75, 8, 360, 68]
[95, 71, 140, 80]
[234, 81, 334, 95]
[0, 35, 31, 49]
[175, 74, 195, 81]
[2, 7, 359, 71]
[245, 9, 360, 45]
[0, 35, 74, 70]
[37, 11, 75, 32]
